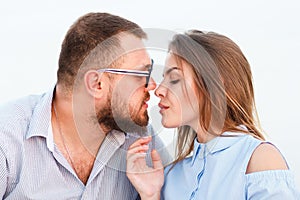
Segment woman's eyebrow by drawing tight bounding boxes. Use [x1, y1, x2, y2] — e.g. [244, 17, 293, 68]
[163, 67, 181, 77]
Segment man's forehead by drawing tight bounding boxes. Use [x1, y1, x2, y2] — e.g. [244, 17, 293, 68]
[119, 50, 151, 70]
[117, 34, 150, 70]
[119, 33, 146, 52]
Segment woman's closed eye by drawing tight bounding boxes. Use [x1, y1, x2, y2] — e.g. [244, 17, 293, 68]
[169, 73, 181, 85]
[170, 79, 180, 84]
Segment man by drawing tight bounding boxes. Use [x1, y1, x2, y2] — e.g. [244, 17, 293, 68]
[0, 12, 169, 199]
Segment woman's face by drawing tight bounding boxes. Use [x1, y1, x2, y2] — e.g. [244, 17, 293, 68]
[155, 53, 200, 129]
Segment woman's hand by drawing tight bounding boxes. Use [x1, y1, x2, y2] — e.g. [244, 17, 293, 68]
[126, 136, 164, 200]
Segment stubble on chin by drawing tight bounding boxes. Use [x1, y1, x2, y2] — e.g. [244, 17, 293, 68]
[96, 100, 149, 134]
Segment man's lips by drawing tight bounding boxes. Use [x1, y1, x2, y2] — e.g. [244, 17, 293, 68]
[142, 97, 150, 108]
[142, 101, 148, 108]
[141, 94, 150, 109]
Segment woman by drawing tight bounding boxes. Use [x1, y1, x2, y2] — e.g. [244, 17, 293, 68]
[126, 30, 299, 199]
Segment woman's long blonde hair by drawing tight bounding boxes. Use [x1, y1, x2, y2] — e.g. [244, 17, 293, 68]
[169, 30, 265, 166]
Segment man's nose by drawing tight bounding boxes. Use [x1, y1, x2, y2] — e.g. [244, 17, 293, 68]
[145, 77, 157, 91]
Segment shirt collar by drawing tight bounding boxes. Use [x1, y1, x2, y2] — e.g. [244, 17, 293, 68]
[25, 85, 129, 153]
[191, 131, 247, 165]
[26, 86, 55, 140]
[47, 120, 55, 152]
[109, 129, 127, 145]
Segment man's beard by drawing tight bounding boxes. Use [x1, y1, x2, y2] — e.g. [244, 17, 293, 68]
[97, 92, 150, 134]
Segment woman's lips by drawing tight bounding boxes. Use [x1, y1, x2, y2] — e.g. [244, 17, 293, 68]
[158, 103, 169, 113]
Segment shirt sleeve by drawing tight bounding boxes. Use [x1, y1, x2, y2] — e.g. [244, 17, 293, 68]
[0, 145, 8, 198]
[246, 170, 300, 200]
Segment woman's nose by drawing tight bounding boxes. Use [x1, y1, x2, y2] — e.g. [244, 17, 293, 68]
[154, 83, 166, 98]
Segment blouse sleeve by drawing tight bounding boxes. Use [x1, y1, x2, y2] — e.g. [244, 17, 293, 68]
[246, 170, 300, 200]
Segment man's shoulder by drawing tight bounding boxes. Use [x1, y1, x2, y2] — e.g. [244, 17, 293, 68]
[0, 94, 46, 144]
[0, 94, 42, 122]
[0, 95, 39, 156]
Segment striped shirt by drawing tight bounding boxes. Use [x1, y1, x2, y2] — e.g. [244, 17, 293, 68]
[0, 87, 170, 200]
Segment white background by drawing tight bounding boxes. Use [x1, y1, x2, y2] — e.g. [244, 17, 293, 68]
[0, 0, 299, 186]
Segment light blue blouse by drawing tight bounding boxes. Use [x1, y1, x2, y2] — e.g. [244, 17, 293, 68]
[162, 132, 300, 199]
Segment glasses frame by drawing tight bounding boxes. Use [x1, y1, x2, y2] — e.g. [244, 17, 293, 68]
[97, 59, 153, 87]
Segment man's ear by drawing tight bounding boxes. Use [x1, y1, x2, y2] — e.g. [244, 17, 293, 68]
[84, 70, 106, 99]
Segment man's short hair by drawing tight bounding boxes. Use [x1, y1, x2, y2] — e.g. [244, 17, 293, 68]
[57, 12, 147, 92]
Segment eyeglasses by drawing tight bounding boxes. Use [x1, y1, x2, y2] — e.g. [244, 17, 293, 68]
[97, 59, 153, 87]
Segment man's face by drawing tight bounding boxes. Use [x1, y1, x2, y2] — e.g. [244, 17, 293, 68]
[97, 35, 156, 133]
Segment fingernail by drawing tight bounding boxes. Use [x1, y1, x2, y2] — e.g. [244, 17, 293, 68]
[142, 136, 151, 139]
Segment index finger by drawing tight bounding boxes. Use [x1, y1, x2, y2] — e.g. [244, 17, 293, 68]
[129, 136, 152, 149]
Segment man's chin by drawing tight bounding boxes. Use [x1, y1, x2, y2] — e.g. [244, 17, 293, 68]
[133, 111, 149, 127]
[98, 105, 149, 134]
[113, 119, 147, 134]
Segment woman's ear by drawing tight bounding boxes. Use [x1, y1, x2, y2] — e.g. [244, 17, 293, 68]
[84, 70, 105, 99]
